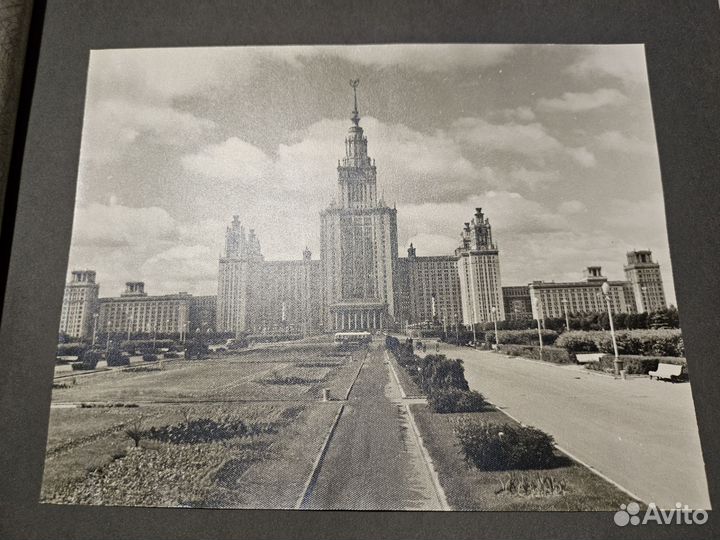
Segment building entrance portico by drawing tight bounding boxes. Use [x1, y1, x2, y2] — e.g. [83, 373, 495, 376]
[330, 303, 386, 331]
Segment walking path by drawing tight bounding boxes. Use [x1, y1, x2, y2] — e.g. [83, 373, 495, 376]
[301, 342, 444, 510]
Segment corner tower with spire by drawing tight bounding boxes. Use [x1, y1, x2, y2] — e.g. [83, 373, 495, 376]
[320, 79, 399, 331]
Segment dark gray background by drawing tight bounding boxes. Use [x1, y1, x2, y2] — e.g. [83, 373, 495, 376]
[1, 1, 719, 539]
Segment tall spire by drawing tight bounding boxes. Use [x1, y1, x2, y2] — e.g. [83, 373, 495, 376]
[350, 78, 360, 126]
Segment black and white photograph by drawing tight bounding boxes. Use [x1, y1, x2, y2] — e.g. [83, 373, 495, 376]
[41, 43, 710, 512]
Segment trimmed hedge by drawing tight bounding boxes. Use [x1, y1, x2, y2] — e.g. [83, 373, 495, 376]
[585, 354, 686, 375]
[428, 388, 487, 413]
[142, 353, 158, 362]
[455, 419, 556, 470]
[57, 343, 88, 357]
[555, 329, 683, 357]
[485, 329, 558, 346]
[498, 344, 576, 364]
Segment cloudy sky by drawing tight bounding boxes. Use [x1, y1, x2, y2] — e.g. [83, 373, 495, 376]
[68, 44, 677, 305]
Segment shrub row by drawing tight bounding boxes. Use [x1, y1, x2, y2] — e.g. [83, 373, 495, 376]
[585, 354, 686, 375]
[455, 420, 556, 470]
[484, 329, 559, 346]
[497, 344, 575, 364]
[386, 336, 484, 413]
[555, 329, 683, 357]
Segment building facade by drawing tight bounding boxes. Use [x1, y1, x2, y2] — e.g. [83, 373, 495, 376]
[502, 286, 533, 321]
[396, 244, 463, 328]
[455, 208, 505, 325]
[97, 282, 191, 336]
[319, 82, 398, 331]
[189, 295, 217, 334]
[528, 266, 637, 320]
[59, 270, 100, 339]
[624, 250, 667, 313]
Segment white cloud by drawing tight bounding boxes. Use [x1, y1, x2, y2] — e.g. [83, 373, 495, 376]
[71, 199, 178, 249]
[557, 200, 587, 214]
[181, 137, 272, 184]
[496, 106, 536, 122]
[89, 48, 251, 100]
[140, 245, 218, 294]
[566, 45, 648, 85]
[267, 44, 518, 72]
[508, 167, 560, 189]
[596, 130, 656, 155]
[80, 98, 216, 164]
[183, 117, 481, 205]
[537, 88, 628, 112]
[451, 117, 596, 168]
[399, 192, 569, 250]
[566, 146, 597, 168]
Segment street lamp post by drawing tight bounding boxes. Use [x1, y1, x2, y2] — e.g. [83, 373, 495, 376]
[601, 282, 622, 376]
[491, 306, 499, 349]
[92, 313, 98, 347]
[561, 298, 570, 332]
[127, 315, 132, 342]
[534, 297, 544, 356]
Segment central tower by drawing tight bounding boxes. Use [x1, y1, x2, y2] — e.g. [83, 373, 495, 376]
[320, 80, 399, 331]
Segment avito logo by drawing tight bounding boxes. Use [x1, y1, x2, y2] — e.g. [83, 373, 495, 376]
[614, 502, 708, 526]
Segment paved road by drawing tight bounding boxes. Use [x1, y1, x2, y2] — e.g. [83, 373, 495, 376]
[302, 342, 443, 510]
[430, 343, 710, 509]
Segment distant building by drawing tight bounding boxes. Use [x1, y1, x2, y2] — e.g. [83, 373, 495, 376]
[98, 282, 191, 336]
[528, 266, 637, 320]
[59, 270, 99, 340]
[396, 244, 463, 328]
[624, 250, 667, 313]
[216, 216, 264, 334]
[502, 286, 533, 320]
[189, 295, 217, 334]
[455, 208, 505, 325]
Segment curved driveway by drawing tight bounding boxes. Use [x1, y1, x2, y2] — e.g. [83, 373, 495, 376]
[432, 343, 710, 509]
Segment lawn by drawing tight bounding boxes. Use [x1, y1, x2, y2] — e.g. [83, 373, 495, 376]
[50, 344, 363, 404]
[411, 404, 635, 510]
[41, 342, 360, 508]
[41, 402, 340, 508]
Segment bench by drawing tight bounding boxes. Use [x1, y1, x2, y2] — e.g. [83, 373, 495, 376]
[575, 353, 604, 364]
[648, 363, 685, 382]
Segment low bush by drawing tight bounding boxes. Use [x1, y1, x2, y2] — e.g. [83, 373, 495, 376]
[585, 355, 686, 375]
[106, 349, 130, 367]
[79, 350, 101, 369]
[498, 344, 575, 364]
[485, 329, 558, 346]
[455, 419, 556, 471]
[415, 354, 469, 393]
[428, 388, 487, 413]
[142, 353, 158, 362]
